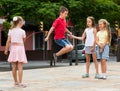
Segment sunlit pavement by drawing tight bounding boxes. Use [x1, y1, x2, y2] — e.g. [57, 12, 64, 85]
[0, 56, 120, 91]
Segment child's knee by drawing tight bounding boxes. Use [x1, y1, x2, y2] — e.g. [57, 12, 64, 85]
[66, 45, 73, 51]
[69, 46, 73, 51]
[65, 46, 70, 50]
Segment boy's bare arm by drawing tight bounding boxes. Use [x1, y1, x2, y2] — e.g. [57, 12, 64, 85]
[45, 27, 54, 41]
[65, 28, 72, 35]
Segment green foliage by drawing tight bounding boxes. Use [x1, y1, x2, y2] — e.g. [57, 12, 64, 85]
[0, 0, 120, 31]
[37, 2, 60, 29]
[112, 0, 120, 5]
[2, 21, 11, 36]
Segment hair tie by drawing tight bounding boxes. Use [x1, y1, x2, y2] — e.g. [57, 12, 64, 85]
[13, 17, 18, 21]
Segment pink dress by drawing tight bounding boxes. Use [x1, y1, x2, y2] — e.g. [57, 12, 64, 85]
[7, 28, 27, 64]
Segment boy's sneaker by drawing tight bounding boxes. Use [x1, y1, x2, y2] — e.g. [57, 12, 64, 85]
[95, 74, 100, 79]
[82, 73, 89, 78]
[53, 53, 57, 62]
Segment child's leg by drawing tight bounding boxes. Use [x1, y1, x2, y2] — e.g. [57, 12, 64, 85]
[12, 62, 18, 84]
[99, 59, 107, 79]
[101, 59, 107, 74]
[56, 45, 73, 56]
[99, 45, 109, 79]
[17, 62, 23, 83]
[82, 54, 90, 78]
[85, 54, 91, 74]
[17, 62, 27, 88]
[92, 53, 99, 74]
[55, 39, 73, 56]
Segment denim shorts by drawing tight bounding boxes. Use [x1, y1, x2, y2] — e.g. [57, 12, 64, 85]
[55, 38, 72, 47]
[96, 44, 109, 61]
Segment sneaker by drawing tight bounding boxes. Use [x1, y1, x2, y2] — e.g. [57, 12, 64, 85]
[53, 53, 57, 62]
[98, 75, 107, 80]
[82, 73, 89, 78]
[102, 75, 107, 80]
[95, 74, 100, 79]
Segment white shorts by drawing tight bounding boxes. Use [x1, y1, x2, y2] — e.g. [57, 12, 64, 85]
[85, 46, 96, 54]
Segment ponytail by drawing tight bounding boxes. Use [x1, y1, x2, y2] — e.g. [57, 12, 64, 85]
[10, 16, 23, 29]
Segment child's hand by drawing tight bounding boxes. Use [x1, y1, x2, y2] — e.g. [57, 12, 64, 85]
[4, 50, 8, 55]
[69, 35, 74, 39]
[69, 35, 75, 38]
[69, 34, 75, 39]
[90, 47, 95, 52]
[100, 44, 105, 49]
[99, 43, 103, 48]
[45, 37, 49, 41]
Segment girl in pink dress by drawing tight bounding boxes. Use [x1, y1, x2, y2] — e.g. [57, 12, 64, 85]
[4, 16, 27, 88]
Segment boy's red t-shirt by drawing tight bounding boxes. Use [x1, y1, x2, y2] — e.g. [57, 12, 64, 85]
[52, 17, 67, 40]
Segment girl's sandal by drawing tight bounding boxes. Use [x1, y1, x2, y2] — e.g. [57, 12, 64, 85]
[14, 82, 19, 87]
[18, 83, 27, 88]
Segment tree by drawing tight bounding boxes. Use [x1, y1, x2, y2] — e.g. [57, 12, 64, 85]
[0, 0, 120, 31]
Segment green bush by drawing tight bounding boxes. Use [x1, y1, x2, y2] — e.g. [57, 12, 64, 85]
[2, 21, 11, 37]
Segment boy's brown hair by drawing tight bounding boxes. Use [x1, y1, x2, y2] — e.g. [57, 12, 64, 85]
[59, 6, 68, 13]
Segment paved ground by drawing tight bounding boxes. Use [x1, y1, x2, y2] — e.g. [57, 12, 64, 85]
[0, 56, 120, 91]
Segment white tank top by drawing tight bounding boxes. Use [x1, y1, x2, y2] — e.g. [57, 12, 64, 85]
[85, 28, 94, 46]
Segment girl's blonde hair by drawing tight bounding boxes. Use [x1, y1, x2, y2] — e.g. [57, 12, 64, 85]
[11, 16, 24, 29]
[98, 19, 111, 45]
